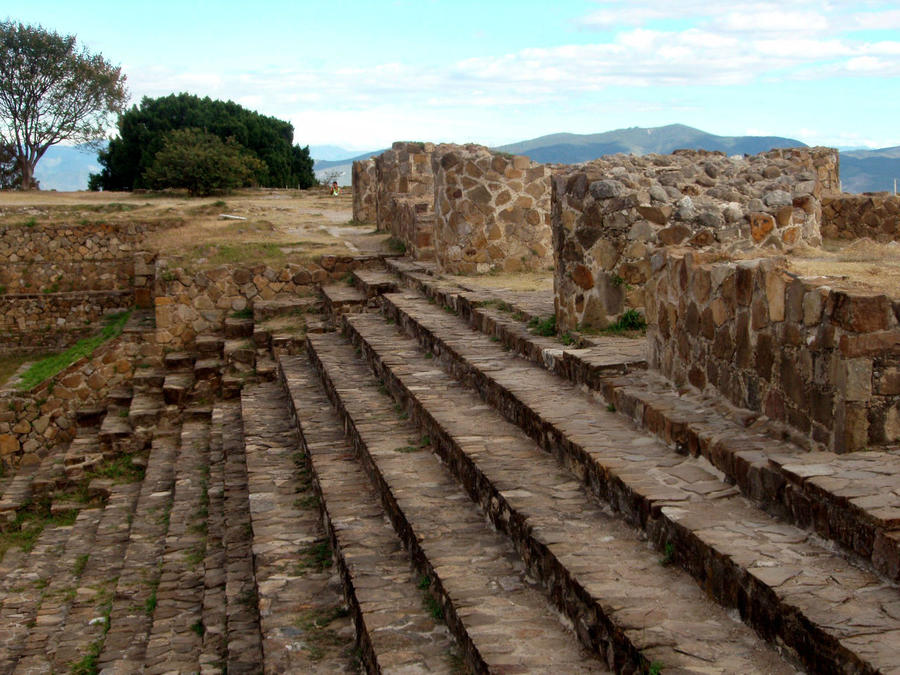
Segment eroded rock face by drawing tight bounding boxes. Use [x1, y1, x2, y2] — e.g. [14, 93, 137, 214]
[647, 252, 900, 452]
[553, 147, 839, 331]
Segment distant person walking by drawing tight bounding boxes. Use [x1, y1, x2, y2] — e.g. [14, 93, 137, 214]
[331, 181, 341, 196]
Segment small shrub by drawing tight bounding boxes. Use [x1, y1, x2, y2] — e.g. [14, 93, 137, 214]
[386, 237, 407, 254]
[528, 314, 556, 337]
[24, 216, 37, 227]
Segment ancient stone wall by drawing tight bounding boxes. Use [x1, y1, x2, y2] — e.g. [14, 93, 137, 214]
[821, 193, 900, 241]
[553, 147, 839, 331]
[432, 146, 554, 274]
[0, 332, 148, 468]
[0, 291, 134, 355]
[0, 259, 134, 294]
[351, 158, 378, 224]
[154, 255, 379, 346]
[647, 252, 900, 452]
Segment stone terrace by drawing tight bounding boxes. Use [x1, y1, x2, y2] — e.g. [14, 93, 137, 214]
[0, 251, 895, 672]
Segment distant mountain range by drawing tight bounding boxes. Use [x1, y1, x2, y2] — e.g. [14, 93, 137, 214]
[494, 124, 807, 162]
[23, 125, 900, 193]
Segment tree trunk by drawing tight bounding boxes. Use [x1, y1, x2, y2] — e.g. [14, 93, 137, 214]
[18, 156, 36, 190]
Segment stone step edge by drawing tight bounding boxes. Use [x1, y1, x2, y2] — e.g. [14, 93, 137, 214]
[340, 313, 815, 674]
[372, 298, 891, 675]
[602, 372, 900, 583]
[277, 356, 459, 675]
[378, 265, 648, 390]
[304, 336, 583, 674]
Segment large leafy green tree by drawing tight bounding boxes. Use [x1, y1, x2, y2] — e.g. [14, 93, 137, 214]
[91, 93, 317, 191]
[143, 128, 265, 196]
[0, 21, 127, 189]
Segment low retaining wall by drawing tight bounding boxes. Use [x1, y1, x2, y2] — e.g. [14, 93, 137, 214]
[0, 259, 134, 294]
[433, 147, 553, 274]
[647, 253, 900, 452]
[154, 255, 383, 346]
[0, 291, 134, 355]
[553, 147, 839, 331]
[0, 332, 148, 468]
[821, 193, 900, 241]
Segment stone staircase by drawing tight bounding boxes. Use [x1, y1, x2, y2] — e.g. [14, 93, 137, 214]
[0, 254, 897, 672]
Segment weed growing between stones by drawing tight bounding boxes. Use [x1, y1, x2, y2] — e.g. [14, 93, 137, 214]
[294, 605, 349, 661]
[190, 619, 205, 636]
[417, 575, 445, 621]
[659, 542, 675, 567]
[70, 583, 114, 675]
[295, 539, 333, 574]
[0, 504, 77, 560]
[528, 314, 556, 337]
[606, 403, 616, 412]
[601, 309, 647, 335]
[74, 553, 90, 576]
[386, 237, 407, 254]
[649, 660, 664, 674]
[231, 307, 253, 319]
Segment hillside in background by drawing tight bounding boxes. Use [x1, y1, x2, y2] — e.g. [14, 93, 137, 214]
[840, 146, 900, 193]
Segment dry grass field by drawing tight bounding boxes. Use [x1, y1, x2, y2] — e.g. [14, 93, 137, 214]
[0, 187, 392, 270]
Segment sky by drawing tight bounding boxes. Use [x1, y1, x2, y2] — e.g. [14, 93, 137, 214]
[10, 0, 900, 151]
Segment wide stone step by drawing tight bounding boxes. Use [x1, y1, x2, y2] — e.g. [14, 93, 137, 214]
[224, 317, 254, 340]
[0, 466, 38, 520]
[164, 350, 196, 372]
[97, 433, 179, 671]
[374, 292, 900, 674]
[278, 362, 463, 672]
[141, 420, 214, 674]
[320, 283, 366, 317]
[352, 268, 398, 298]
[128, 391, 165, 429]
[10, 508, 104, 673]
[163, 371, 195, 406]
[240, 381, 360, 672]
[603, 368, 900, 582]
[200, 406, 227, 673]
[195, 333, 225, 358]
[219, 401, 264, 674]
[132, 367, 165, 391]
[252, 296, 318, 322]
[224, 339, 256, 372]
[306, 333, 610, 673]
[336, 317, 801, 674]
[39, 481, 141, 673]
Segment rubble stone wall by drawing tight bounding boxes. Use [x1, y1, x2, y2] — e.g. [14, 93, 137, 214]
[432, 146, 554, 274]
[647, 252, 900, 453]
[553, 147, 839, 331]
[0, 259, 133, 294]
[154, 255, 381, 347]
[351, 158, 377, 224]
[0, 291, 134, 355]
[822, 193, 900, 241]
[0, 332, 146, 468]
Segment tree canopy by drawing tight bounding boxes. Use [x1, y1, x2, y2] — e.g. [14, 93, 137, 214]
[143, 128, 266, 196]
[91, 93, 317, 191]
[0, 21, 127, 189]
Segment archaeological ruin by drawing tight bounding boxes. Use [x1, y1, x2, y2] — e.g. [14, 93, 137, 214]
[0, 139, 898, 672]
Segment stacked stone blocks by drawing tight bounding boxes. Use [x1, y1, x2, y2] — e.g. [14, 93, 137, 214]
[552, 147, 840, 331]
[647, 253, 900, 452]
[351, 158, 377, 224]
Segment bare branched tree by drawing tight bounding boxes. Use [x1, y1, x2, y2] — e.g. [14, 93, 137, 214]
[0, 21, 127, 189]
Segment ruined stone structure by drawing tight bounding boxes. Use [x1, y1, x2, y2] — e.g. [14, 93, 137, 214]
[822, 192, 900, 241]
[358, 141, 556, 273]
[432, 146, 553, 274]
[351, 157, 377, 224]
[552, 147, 839, 331]
[648, 252, 900, 452]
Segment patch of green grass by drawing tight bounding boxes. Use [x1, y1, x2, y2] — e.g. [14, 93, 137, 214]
[74, 554, 90, 576]
[0, 505, 78, 560]
[528, 314, 557, 337]
[69, 642, 101, 675]
[160, 270, 176, 282]
[24, 216, 37, 227]
[16, 310, 132, 391]
[424, 593, 444, 621]
[648, 660, 664, 675]
[86, 453, 145, 484]
[295, 540, 333, 574]
[601, 309, 647, 335]
[386, 236, 407, 254]
[478, 299, 514, 313]
[559, 332, 576, 346]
